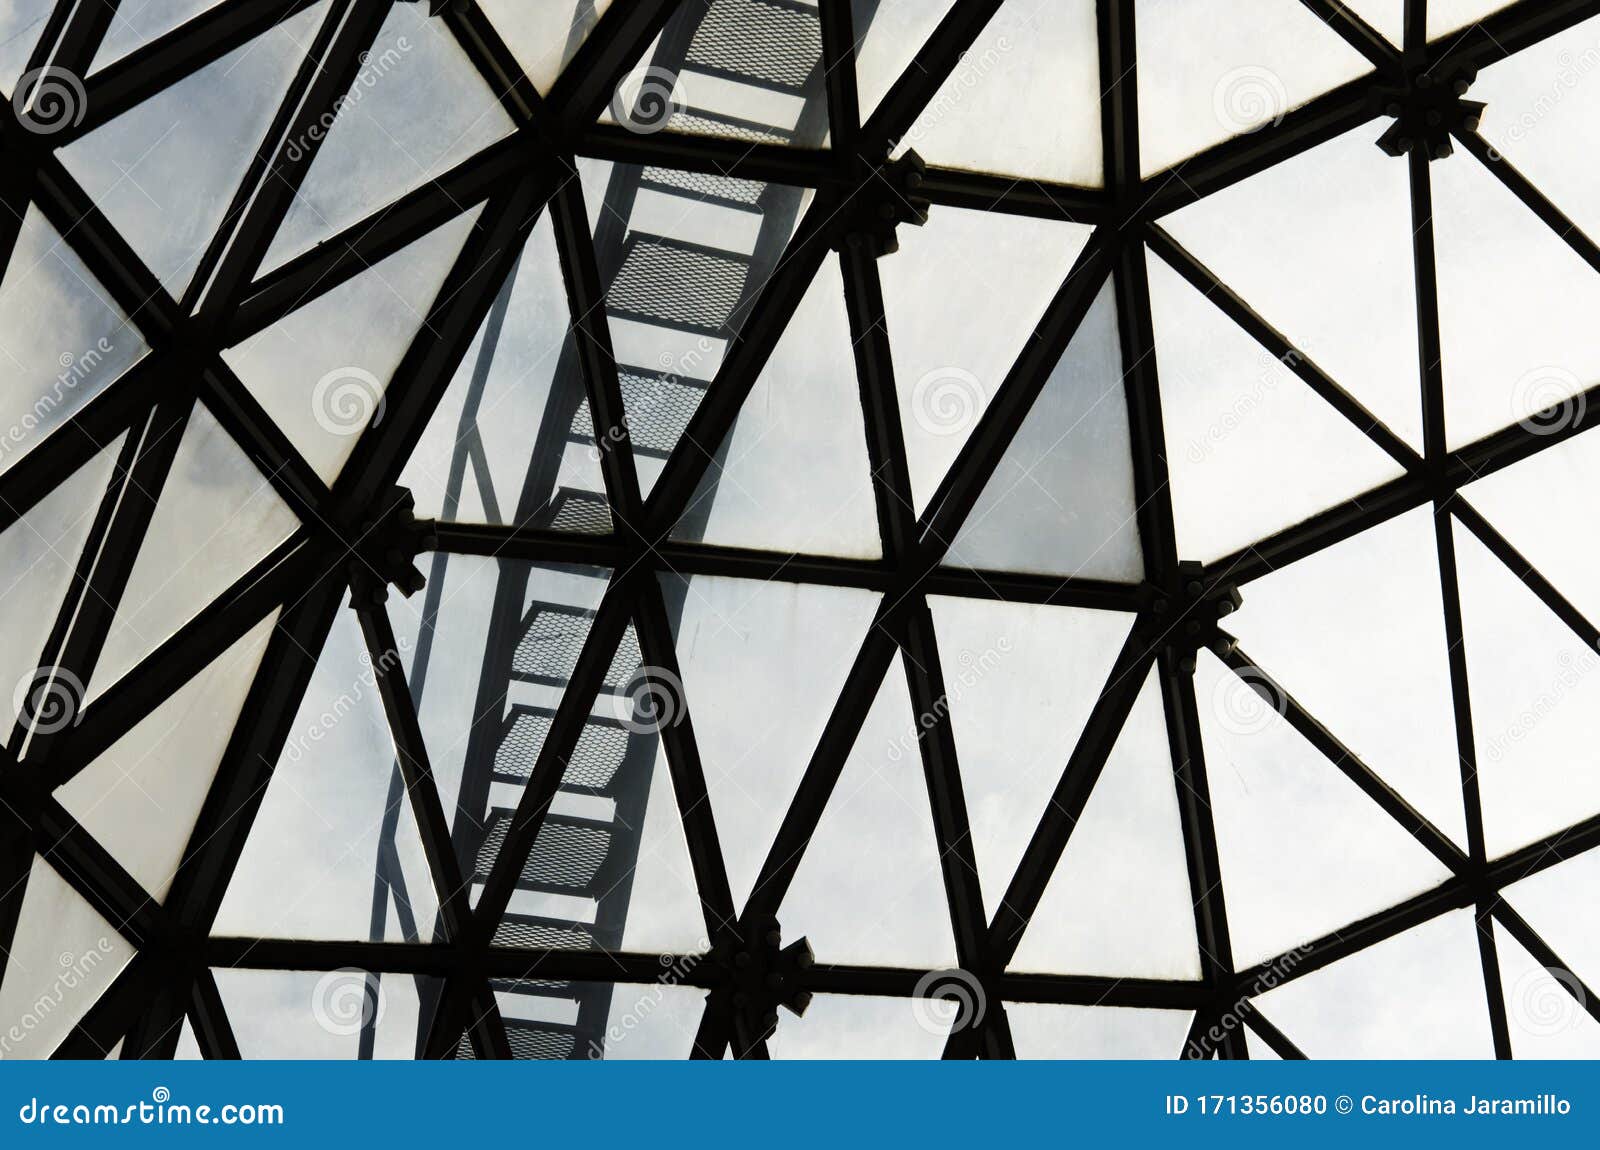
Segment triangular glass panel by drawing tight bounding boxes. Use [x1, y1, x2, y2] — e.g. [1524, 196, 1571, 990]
[1193, 648, 1454, 968]
[1433, 146, 1600, 448]
[1244, 1026, 1283, 1059]
[881, 207, 1094, 515]
[1430, 0, 1514, 38]
[477, 0, 611, 93]
[1136, 0, 1372, 176]
[782, 663, 958, 969]
[90, 401, 300, 698]
[92, 0, 226, 70]
[212, 968, 437, 1059]
[225, 208, 481, 485]
[851, 0, 957, 123]
[671, 250, 879, 558]
[894, 0, 1101, 185]
[0, 434, 123, 736]
[213, 605, 441, 944]
[402, 209, 609, 532]
[1253, 908, 1495, 1057]
[1007, 1003, 1193, 1059]
[0, 1, 51, 95]
[58, 614, 278, 901]
[943, 281, 1142, 582]
[1505, 845, 1600, 989]
[174, 1016, 201, 1059]
[59, 3, 329, 294]
[1161, 122, 1422, 450]
[1494, 921, 1600, 1058]
[1010, 669, 1200, 981]
[1149, 248, 1403, 562]
[927, 595, 1135, 916]
[1224, 505, 1469, 848]
[0, 855, 136, 1059]
[0, 205, 147, 478]
[1454, 521, 1600, 857]
[603, 0, 827, 148]
[664, 573, 882, 914]
[262, 4, 514, 270]
[767, 993, 948, 1058]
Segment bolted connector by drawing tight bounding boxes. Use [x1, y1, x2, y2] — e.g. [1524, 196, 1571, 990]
[835, 150, 931, 258]
[1372, 65, 1483, 161]
[346, 486, 434, 607]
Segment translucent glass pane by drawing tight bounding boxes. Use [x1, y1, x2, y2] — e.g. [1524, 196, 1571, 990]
[896, 0, 1101, 186]
[90, 402, 300, 698]
[59, 3, 328, 293]
[927, 595, 1134, 913]
[1194, 649, 1454, 967]
[1149, 248, 1402, 562]
[402, 212, 608, 530]
[93, 0, 225, 70]
[1454, 522, 1600, 857]
[1007, 1003, 1192, 1059]
[0, 0, 51, 96]
[1494, 921, 1600, 1058]
[0, 856, 135, 1059]
[263, 4, 514, 269]
[1339, 1, 1403, 45]
[1162, 122, 1422, 450]
[213, 606, 440, 943]
[881, 207, 1093, 514]
[1011, 670, 1200, 981]
[1254, 908, 1495, 1058]
[767, 993, 948, 1058]
[212, 968, 435, 1059]
[1433, 146, 1600, 449]
[673, 251, 879, 558]
[944, 281, 1142, 581]
[0, 435, 122, 737]
[1136, 0, 1372, 177]
[851, 0, 956, 121]
[478, 0, 611, 93]
[226, 209, 480, 484]
[781, 664, 957, 968]
[665, 574, 882, 912]
[1505, 846, 1600, 990]
[174, 1018, 201, 1059]
[576, 981, 703, 1060]
[58, 613, 277, 901]
[0, 206, 147, 477]
[1429, 0, 1514, 38]
[1224, 505, 1469, 848]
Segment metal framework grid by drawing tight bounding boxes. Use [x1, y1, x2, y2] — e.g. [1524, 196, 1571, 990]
[0, 0, 1596, 1059]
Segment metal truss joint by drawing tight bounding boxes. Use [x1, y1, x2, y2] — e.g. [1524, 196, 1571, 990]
[1143, 561, 1243, 672]
[832, 150, 930, 259]
[1374, 65, 1483, 160]
[713, 915, 815, 1056]
[344, 486, 435, 607]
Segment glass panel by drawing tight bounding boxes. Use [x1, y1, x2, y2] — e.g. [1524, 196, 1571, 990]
[477, 0, 612, 93]
[1495, 921, 1600, 1058]
[507, 980, 702, 1060]
[1136, 0, 1371, 177]
[57, 613, 277, 901]
[896, 0, 1101, 186]
[1161, 122, 1423, 450]
[944, 281, 1143, 582]
[90, 401, 300, 698]
[1454, 521, 1600, 857]
[0, 435, 123, 737]
[767, 993, 948, 1058]
[174, 1017, 201, 1059]
[1010, 669, 1200, 981]
[1149, 248, 1403, 562]
[1007, 1003, 1192, 1059]
[0, 856, 135, 1059]
[1224, 505, 1469, 848]
[402, 212, 609, 531]
[1339, 1, 1403, 45]
[1254, 908, 1495, 1057]
[1505, 846, 1600, 989]
[226, 208, 481, 485]
[1433, 146, 1600, 449]
[881, 206, 1093, 514]
[0, 206, 148, 478]
[927, 595, 1134, 914]
[59, 3, 329, 293]
[92, 0, 226, 70]
[851, 0, 956, 122]
[672, 251, 880, 559]
[263, 4, 515, 270]
[1244, 1028, 1282, 1059]
[1429, 0, 1514, 38]
[781, 663, 958, 968]
[212, 968, 436, 1059]
[1193, 649, 1454, 968]
[0, 0, 51, 96]
[665, 573, 882, 913]
[212, 605, 441, 944]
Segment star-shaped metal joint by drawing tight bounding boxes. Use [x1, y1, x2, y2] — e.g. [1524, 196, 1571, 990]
[710, 915, 815, 1057]
[1145, 561, 1244, 673]
[344, 486, 435, 607]
[1373, 65, 1484, 161]
[833, 150, 931, 259]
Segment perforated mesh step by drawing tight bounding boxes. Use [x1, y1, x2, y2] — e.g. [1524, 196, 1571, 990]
[607, 235, 751, 334]
[686, 0, 822, 92]
[511, 602, 641, 690]
[492, 915, 594, 951]
[641, 165, 766, 207]
[475, 809, 615, 893]
[495, 707, 631, 790]
[570, 371, 709, 457]
[545, 487, 612, 534]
